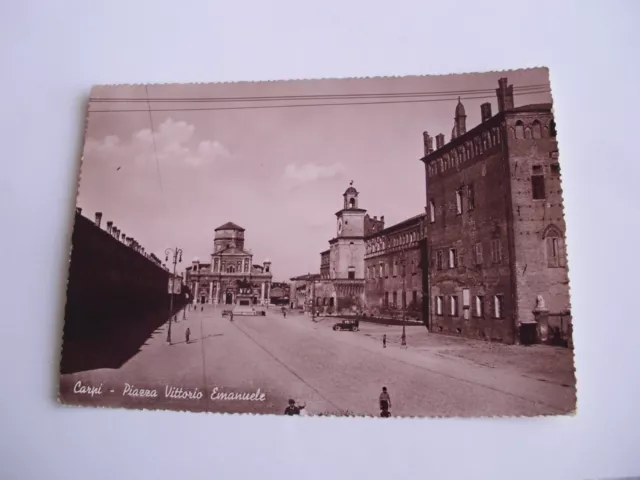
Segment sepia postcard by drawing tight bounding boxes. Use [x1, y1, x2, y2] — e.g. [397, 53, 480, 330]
[58, 67, 576, 418]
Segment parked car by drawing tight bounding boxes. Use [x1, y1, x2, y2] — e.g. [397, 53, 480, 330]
[333, 319, 360, 332]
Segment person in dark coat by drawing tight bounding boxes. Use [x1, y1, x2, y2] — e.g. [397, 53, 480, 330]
[284, 399, 305, 415]
[383, 334, 387, 348]
[185, 327, 191, 343]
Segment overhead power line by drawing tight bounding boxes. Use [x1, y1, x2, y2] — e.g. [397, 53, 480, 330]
[90, 83, 549, 104]
[88, 88, 551, 114]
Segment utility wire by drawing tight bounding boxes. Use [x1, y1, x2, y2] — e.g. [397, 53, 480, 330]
[89, 89, 551, 114]
[144, 84, 168, 218]
[90, 84, 549, 104]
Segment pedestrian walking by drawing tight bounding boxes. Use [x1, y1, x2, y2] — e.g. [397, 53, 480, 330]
[185, 327, 191, 343]
[201, 305, 203, 312]
[383, 334, 387, 348]
[284, 399, 306, 415]
[281, 306, 287, 318]
[379, 386, 391, 412]
[230, 311, 234, 322]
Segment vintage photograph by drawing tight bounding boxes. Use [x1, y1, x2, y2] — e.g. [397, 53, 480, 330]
[58, 67, 576, 417]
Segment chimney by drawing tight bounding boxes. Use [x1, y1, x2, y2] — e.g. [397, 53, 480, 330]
[113, 227, 118, 239]
[423, 131, 434, 156]
[496, 77, 514, 112]
[76, 207, 82, 215]
[435, 133, 445, 150]
[94, 212, 102, 228]
[373, 216, 377, 221]
[121, 233, 126, 243]
[106, 221, 113, 234]
[481, 102, 493, 122]
[381, 215, 385, 225]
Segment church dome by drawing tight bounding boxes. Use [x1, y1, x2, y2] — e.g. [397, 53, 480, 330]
[344, 186, 357, 195]
[455, 97, 466, 117]
[264, 257, 271, 263]
[215, 221, 245, 232]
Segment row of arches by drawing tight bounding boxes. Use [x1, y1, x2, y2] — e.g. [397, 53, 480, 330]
[512, 118, 557, 140]
[366, 229, 419, 255]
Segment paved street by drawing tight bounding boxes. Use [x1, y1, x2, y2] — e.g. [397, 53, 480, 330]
[59, 306, 576, 417]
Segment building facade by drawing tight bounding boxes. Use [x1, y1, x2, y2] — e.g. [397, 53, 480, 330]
[184, 222, 273, 305]
[421, 77, 570, 344]
[291, 184, 429, 322]
[364, 214, 428, 321]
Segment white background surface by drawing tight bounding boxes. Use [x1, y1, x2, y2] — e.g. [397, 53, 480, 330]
[1, 1, 639, 479]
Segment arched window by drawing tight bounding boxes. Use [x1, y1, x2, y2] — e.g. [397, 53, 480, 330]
[349, 198, 356, 208]
[532, 120, 542, 139]
[525, 127, 532, 139]
[543, 226, 566, 268]
[550, 119, 557, 137]
[227, 265, 236, 273]
[515, 121, 525, 139]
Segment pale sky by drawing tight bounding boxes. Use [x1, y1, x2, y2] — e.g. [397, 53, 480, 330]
[77, 68, 552, 281]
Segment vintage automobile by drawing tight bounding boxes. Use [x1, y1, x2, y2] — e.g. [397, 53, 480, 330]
[332, 319, 360, 332]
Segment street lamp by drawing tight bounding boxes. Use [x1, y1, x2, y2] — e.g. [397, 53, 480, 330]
[165, 247, 183, 345]
[401, 252, 407, 347]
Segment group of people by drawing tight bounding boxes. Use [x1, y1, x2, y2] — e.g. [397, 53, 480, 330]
[284, 387, 392, 418]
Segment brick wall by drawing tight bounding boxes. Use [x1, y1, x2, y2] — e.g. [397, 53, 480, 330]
[425, 119, 515, 343]
[505, 111, 570, 326]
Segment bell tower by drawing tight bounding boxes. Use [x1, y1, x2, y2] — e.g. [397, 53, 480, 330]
[330, 181, 367, 280]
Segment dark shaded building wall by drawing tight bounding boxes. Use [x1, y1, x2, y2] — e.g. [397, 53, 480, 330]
[63, 213, 178, 340]
[425, 117, 516, 343]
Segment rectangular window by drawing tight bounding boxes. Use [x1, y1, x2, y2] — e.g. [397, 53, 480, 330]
[531, 165, 546, 199]
[401, 291, 406, 309]
[436, 296, 443, 315]
[474, 295, 484, 317]
[384, 292, 389, 308]
[379, 264, 383, 278]
[462, 288, 470, 320]
[448, 248, 458, 268]
[493, 294, 504, 319]
[348, 267, 355, 280]
[429, 199, 436, 223]
[462, 288, 470, 308]
[412, 259, 417, 274]
[467, 184, 475, 211]
[392, 291, 398, 307]
[436, 251, 443, 270]
[491, 239, 502, 264]
[449, 296, 458, 316]
[393, 261, 397, 277]
[474, 242, 483, 265]
[456, 189, 463, 215]
[412, 290, 418, 307]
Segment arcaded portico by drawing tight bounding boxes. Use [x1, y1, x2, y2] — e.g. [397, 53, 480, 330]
[184, 222, 273, 305]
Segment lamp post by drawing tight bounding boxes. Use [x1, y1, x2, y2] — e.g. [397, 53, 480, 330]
[401, 252, 407, 347]
[309, 273, 317, 322]
[165, 247, 183, 345]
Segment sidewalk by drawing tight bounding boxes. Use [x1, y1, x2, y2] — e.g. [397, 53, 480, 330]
[302, 313, 576, 389]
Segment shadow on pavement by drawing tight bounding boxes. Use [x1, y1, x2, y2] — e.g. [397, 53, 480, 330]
[60, 304, 186, 375]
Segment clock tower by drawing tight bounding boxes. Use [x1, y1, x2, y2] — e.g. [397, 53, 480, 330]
[329, 182, 367, 280]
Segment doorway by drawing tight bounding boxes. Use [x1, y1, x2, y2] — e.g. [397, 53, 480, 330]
[225, 292, 233, 305]
[200, 296, 206, 304]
